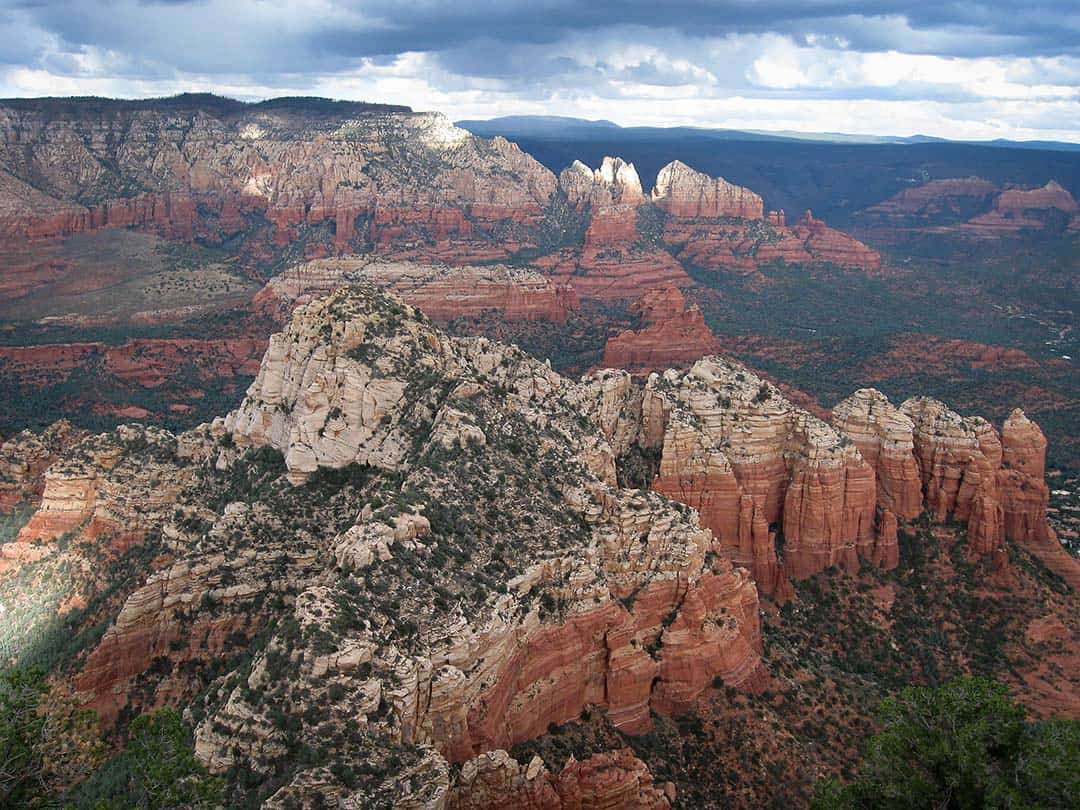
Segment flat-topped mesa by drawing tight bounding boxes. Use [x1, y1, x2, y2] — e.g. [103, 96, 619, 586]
[582, 357, 877, 595]
[651, 160, 764, 220]
[995, 180, 1079, 218]
[960, 179, 1080, 235]
[253, 257, 578, 325]
[861, 177, 999, 223]
[832, 389, 923, 521]
[0, 98, 557, 261]
[602, 287, 719, 373]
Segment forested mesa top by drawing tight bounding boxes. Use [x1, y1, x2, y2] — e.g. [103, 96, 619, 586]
[0, 93, 412, 119]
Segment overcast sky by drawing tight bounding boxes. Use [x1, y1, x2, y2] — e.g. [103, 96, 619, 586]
[1, 1, 1078, 141]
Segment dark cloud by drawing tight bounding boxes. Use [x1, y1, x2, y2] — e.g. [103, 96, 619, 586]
[3, 0, 1078, 81]
[0, 0, 1075, 140]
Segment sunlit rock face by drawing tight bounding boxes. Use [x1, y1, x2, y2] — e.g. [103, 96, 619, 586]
[581, 358, 878, 598]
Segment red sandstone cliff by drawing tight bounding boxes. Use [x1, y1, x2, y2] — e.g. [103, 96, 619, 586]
[651, 161, 763, 220]
[602, 287, 719, 373]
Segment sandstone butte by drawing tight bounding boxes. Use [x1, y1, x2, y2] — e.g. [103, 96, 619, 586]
[540, 156, 882, 301]
[0, 285, 1074, 806]
[601, 287, 719, 373]
[861, 177, 999, 223]
[962, 180, 1080, 235]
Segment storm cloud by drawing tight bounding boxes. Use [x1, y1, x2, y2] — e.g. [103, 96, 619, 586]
[0, 0, 1077, 140]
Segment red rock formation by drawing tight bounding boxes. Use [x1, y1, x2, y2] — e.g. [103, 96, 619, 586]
[782, 443, 877, 579]
[0, 102, 558, 264]
[659, 205, 880, 275]
[454, 567, 765, 759]
[789, 211, 883, 271]
[902, 399, 996, 517]
[542, 247, 694, 301]
[602, 288, 719, 373]
[539, 158, 694, 301]
[0, 339, 264, 390]
[591, 360, 878, 595]
[651, 161, 763, 220]
[833, 389, 923, 520]
[999, 409, 1051, 546]
[451, 748, 671, 809]
[874, 509, 899, 570]
[0, 421, 84, 511]
[862, 178, 998, 223]
[254, 258, 578, 324]
[856, 336, 1037, 382]
[962, 181, 1080, 235]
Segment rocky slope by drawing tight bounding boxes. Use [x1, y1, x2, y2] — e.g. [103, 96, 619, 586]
[253, 257, 578, 325]
[2, 286, 776, 806]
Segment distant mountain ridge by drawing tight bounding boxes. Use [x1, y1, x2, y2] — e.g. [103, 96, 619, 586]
[458, 115, 1080, 152]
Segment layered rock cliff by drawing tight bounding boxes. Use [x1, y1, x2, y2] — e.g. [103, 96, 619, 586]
[651, 161, 764, 220]
[0, 96, 557, 264]
[579, 361, 878, 597]
[857, 176, 1080, 240]
[543, 157, 693, 300]
[830, 390, 1065, 572]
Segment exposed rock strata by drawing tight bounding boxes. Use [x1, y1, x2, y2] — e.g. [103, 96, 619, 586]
[0, 421, 84, 511]
[449, 748, 670, 809]
[651, 161, 763, 220]
[580, 361, 878, 596]
[601, 287, 719, 373]
[254, 257, 577, 324]
[0, 98, 557, 263]
[832, 389, 923, 520]
[543, 158, 694, 300]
